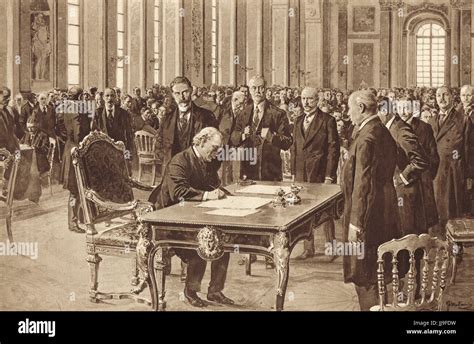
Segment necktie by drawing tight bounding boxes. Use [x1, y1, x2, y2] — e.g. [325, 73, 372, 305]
[252, 107, 260, 133]
[439, 112, 447, 126]
[303, 114, 313, 133]
[179, 113, 188, 133]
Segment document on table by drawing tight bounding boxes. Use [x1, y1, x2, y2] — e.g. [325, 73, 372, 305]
[205, 208, 259, 217]
[236, 185, 292, 195]
[196, 196, 270, 209]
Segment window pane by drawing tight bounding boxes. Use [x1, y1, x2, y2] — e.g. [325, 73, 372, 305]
[68, 25, 79, 45]
[68, 45, 80, 65]
[118, 14, 124, 32]
[117, 69, 123, 89]
[118, 32, 124, 50]
[68, 65, 80, 85]
[68, 5, 79, 25]
[117, 0, 124, 14]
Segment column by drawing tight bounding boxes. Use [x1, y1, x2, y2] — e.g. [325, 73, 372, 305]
[390, 5, 402, 87]
[451, 6, 461, 86]
[235, 0, 246, 85]
[182, 0, 204, 85]
[246, 0, 263, 81]
[83, 0, 106, 90]
[304, 0, 323, 87]
[2, 0, 20, 95]
[162, 0, 183, 85]
[126, 0, 146, 93]
[272, 0, 289, 86]
[379, 3, 391, 88]
[337, 0, 347, 89]
[218, 0, 236, 85]
[461, 8, 471, 85]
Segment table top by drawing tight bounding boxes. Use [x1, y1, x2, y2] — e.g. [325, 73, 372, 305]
[140, 182, 342, 231]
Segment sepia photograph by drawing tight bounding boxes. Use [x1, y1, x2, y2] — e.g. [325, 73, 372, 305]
[0, 0, 474, 334]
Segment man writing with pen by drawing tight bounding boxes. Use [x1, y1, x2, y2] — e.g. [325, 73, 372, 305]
[148, 127, 234, 307]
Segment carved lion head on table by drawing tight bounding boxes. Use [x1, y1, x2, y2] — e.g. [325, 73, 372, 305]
[197, 226, 225, 261]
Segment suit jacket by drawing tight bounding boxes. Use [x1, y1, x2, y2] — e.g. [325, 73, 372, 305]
[31, 105, 56, 138]
[61, 110, 91, 193]
[464, 106, 474, 179]
[409, 117, 439, 230]
[130, 97, 146, 114]
[0, 108, 20, 154]
[341, 116, 400, 287]
[429, 107, 466, 221]
[218, 104, 239, 146]
[91, 106, 134, 151]
[3, 105, 23, 140]
[291, 109, 340, 183]
[148, 146, 220, 209]
[20, 102, 35, 134]
[159, 102, 217, 170]
[231, 101, 293, 181]
[388, 116, 433, 235]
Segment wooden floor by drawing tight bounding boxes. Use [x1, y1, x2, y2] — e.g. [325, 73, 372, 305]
[0, 180, 473, 311]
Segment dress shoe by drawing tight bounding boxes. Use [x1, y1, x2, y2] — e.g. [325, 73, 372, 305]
[184, 289, 206, 308]
[207, 291, 234, 305]
[69, 223, 86, 233]
[295, 249, 315, 260]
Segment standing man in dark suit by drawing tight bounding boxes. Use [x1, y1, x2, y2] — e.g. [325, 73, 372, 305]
[429, 86, 466, 233]
[149, 127, 233, 307]
[91, 88, 134, 153]
[342, 90, 400, 310]
[20, 93, 36, 135]
[130, 87, 146, 115]
[460, 85, 474, 216]
[291, 86, 340, 260]
[158, 76, 217, 173]
[1, 87, 23, 141]
[61, 87, 91, 233]
[378, 98, 431, 236]
[218, 91, 246, 186]
[231, 75, 292, 268]
[399, 97, 439, 231]
[231, 75, 293, 182]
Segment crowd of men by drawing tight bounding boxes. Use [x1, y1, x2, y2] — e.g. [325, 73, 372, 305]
[1, 77, 473, 310]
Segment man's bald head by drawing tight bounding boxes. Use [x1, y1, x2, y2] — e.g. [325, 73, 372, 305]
[436, 86, 452, 111]
[348, 90, 378, 126]
[301, 87, 318, 113]
[231, 91, 246, 113]
[460, 85, 474, 109]
[248, 75, 266, 105]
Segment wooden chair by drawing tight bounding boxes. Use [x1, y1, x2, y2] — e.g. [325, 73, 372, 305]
[0, 148, 20, 242]
[72, 131, 156, 306]
[371, 233, 451, 311]
[134, 130, 161, 186]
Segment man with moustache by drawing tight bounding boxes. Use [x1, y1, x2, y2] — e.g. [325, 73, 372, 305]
[291, 86, 340, 260]
[429, 86, 467, 233]
[150, 127, 233, 307]
[219, 91, 246, 186]
[342, 90, 400, 310]
[91, 88, 134, 153]
[152, 76, 217, 181]
[460, 85, 474, 215]
[231, 75, 292, 268]
[377, 97, 431, 236]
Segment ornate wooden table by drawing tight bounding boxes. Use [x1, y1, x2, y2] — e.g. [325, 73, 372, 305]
[136, 182, 343, 311]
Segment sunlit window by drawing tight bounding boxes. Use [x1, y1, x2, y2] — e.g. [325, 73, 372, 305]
[154, 0, 160, 84]
[211, 0, 218, 84]
[67, 0, 80, 87]
[117, 0, 126, 89]
[416, 23, 445, 87]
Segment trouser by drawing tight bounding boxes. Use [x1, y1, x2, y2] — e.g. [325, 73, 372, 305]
[303, 220, 336, 253]
[68, 192, 81, 228]
[354, 284, 378, 311]
[175, 249, 230, 293]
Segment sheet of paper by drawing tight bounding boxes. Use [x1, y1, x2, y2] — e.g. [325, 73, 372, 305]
[205, 208, 259, 217]
[236, 185, 292, 195]
[261, 128, 269, 140]
[196, 196, 270, 209]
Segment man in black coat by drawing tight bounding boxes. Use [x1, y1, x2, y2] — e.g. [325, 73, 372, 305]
[429, 86, 467, 232]
[159, 76, 217, 172]
[149, 127, 233, 308]
[460, 85, 474, 216]
[91, 88, 134, 153]
[342, 90, 400, 310]
[291, 86, 340, 259]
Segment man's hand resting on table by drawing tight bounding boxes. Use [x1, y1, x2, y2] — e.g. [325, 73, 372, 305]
[205, 189, 226, 200]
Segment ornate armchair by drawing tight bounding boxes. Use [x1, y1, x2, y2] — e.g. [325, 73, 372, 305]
[72, 131, 156, 306]
[371, 233, 451, 311]
[0, 148, 20, 242]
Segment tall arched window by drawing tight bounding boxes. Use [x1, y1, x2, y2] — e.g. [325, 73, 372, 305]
[67, 0, 81, 87]
[116, 0, 126, 89]
[211, 0, 218, 84]
[153, 0, 161, 84]
[416, 22, 445, 87]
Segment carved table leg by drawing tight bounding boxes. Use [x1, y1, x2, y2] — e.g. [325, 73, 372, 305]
[150, 247, 167, 311]
[135, 222, 158, 309]
[245, 254, 252, 276]
[86, 253, 102, 303]
[450, 242, 463, 285]
[273, 232, 290, 311]
[131, 256, 139, 286]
